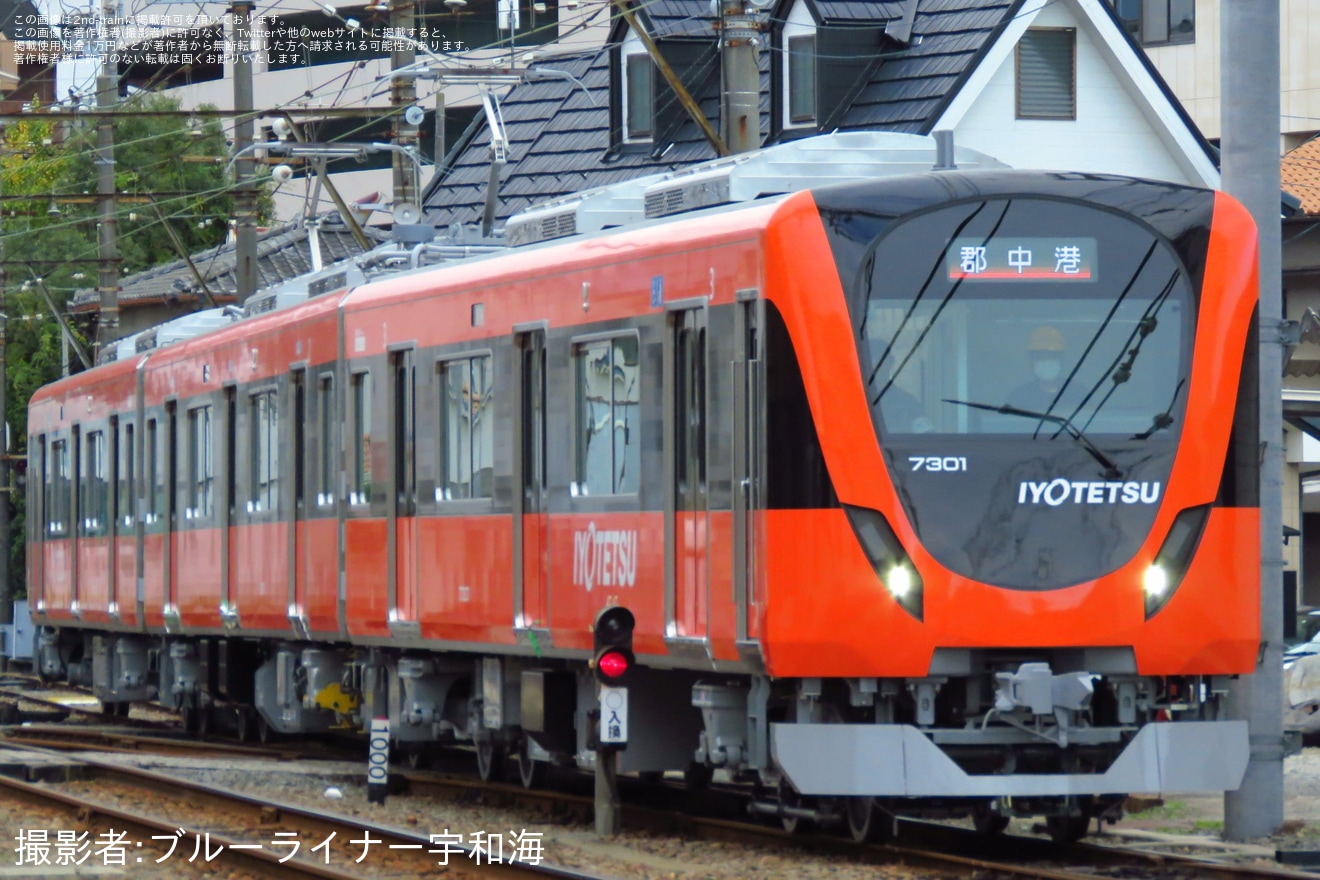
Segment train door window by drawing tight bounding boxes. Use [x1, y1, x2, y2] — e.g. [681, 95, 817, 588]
[391, 352, 415, 510]
[437, 355, 493, 501]
[224, 387, 237, 517]
[572, 335, 640, 496]
[350, 370, 373, 506]
[675, 316, 708, 501]
[35, 435, 45, 542]
[293, 372, 306, 514]
[146, 419, 160, 524]
[318, 375, 335, 508]
[48, 437, 68, 536]
[248, 390, 279, 514]
[79, 430, 108, 537]
[118, 423, 134, 531]
[187, 405, 214, 520]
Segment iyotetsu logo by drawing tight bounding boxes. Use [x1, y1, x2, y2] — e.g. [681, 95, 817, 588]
[573, 522, 638, 592]
[1017, 480, 1161, 506]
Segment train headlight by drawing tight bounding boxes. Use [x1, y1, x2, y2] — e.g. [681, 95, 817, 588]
[1145, 505, 1211, 619]
[845, 504, 923, 621]
[886, 564, 914, 599]
[1142, 565, 1168, 599]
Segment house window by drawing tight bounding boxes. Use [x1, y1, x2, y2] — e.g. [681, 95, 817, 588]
[249, 391, 279, 513]
[1112, 0, 1194, 46]
[788, 35, 816, 124]
[572, 336, 640, 496]
[1017, 29, 1076, 120]
[625, 53, 654, 140]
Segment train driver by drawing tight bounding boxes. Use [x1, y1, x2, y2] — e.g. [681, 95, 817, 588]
[866, 339, 933, 433]
[1007, 325, 1069, 414]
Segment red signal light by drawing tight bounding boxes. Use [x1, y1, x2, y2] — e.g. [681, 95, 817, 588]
[597, 649, 630, 680]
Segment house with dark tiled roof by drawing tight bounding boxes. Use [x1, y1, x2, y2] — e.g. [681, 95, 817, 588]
[68, 213, 384, 340]
[422, 0, 1219, 230]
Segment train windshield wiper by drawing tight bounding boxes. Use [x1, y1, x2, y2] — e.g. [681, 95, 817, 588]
[943, 399, 1124, 479]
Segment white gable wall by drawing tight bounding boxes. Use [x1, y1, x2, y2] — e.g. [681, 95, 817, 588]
[938, 0, 1214, 187]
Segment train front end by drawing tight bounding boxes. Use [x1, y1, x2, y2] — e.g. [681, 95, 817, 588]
[758, 172, 1259, 834]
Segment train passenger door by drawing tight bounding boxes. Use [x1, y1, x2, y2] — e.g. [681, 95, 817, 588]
[288, 368, 309, 638]
[514, 326, 548, 632]
[388, 349, 418, 634]
[667, 305, 709, 646]
[732, 294, 763, 646]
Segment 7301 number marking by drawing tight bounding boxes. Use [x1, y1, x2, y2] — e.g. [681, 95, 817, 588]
[909, 456, 968, 472]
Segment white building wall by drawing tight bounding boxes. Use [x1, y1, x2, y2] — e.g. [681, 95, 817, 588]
[951, 2, 1195, 184]
[1141, 0, 1319, 143]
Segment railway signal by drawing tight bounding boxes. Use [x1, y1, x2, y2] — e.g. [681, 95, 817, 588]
[591, 606, 635, 687]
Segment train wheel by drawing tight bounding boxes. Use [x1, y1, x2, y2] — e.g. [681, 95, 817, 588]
[235, 709, 255, 743]
[684, 762, 713, 792]
[973, 805, 1010, 835]
[406, 747, 431, 771]
[845, 797, 895, 843]
[780, 783, 809, 835]
[476, 740, 506, 783]
[1045, 814, 1090, 843]
[516, 741, 543, 790]
[257, 716, 275, 745]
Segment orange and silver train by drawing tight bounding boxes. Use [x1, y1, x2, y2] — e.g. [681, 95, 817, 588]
[28, 169, 1258, 841]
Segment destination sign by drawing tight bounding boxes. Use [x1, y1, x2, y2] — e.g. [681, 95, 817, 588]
[946, 237, 1098, 282]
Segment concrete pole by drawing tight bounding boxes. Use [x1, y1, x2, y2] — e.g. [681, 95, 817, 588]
[719, 0, 760, 155]
[390, 0, 418, 209]
[232, 1, 259, 305]
[1222, 0, 1284, 842]
[96, 0, 119, 351]
[0, 122, 9, 632]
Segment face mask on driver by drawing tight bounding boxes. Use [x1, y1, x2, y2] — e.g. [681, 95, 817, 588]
[1033, 358, 1062, 381]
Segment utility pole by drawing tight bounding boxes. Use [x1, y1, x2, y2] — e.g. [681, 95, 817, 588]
[96, 0, 119, 352]
[718, 0, 761, 155]
[390, 0, 419, 209]
[1222, 0, 1284, 841]
[0, 120, 10, 635]
[232, 0, 259, 305]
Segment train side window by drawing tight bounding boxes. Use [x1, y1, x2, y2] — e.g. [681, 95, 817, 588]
[119, 423, 135, 531]
[187, 405, 214, 520]
[248, 390, 279, 513]
[80, 430, 108, 537]
[318, 375, 335, 507]
[48, 437, 68, 536]
[572, 335, 640, 496]
[437, 355, 493, 501]
[350, 371, 373, 505]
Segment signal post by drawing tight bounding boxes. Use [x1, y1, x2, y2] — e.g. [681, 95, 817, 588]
[592, 607, 634, 836]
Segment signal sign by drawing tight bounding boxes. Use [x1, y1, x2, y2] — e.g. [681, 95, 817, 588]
[599, 686, 628, 745]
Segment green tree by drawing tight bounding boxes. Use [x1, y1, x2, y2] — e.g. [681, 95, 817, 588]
[1, 93, 272, 601]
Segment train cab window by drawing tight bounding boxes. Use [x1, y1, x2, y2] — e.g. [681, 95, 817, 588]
[350, 371, 373, 505]
[187, 405, 214, 520]
[572, 336, 640, 496]
[118, 423, 135, 531]
[318, 375, 335, 508]
[47, 438, 69, 536]
[437, 355, 493, 501]
[80, 430, 108, 537]
[248, 391, 279, 513]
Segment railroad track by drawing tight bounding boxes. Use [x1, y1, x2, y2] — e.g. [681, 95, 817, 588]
[0, 742, 609, 880]
[0, 723, 321, 761]
[4, 732, 1315, 880]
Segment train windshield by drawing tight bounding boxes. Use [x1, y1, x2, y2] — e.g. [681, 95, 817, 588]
[857, 197, 1196, 590]
[862, 200, 1191, 439]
